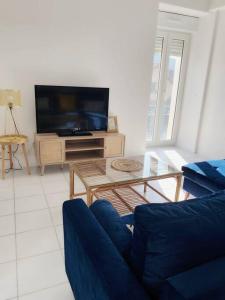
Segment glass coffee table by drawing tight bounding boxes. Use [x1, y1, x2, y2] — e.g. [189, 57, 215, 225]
[69, 155, 182, 214]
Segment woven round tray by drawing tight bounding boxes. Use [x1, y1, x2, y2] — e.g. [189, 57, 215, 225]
[111, 159, 143, 172]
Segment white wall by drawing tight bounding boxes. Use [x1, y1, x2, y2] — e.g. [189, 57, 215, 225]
[158, 11, 199, 32]
[177, 13, 216, 153]
[161, 0, 210, 12]
[211, 0, 225, 9]
[178, 10, 225, 159]
[197, 10, 225, 158]
[0, 0, 159, 165]
[159, 0, 210, 16]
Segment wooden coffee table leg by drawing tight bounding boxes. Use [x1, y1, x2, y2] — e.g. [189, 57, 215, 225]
[184, 192, 190, 200]
[87, 189, 92, 206]
[70, 169, 75, 199]
[2, 145, 5, 179]
[175, 174, 182, 202]
[90, 191, 94, 204]
[8, 145, 13, 169]
[144, 182, 147, 193]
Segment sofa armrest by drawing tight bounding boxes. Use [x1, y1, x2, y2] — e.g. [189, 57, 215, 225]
[63, 199, 150, 300]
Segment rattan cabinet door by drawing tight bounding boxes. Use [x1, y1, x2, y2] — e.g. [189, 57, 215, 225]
[40, 140, 64, 164]
[104, 135, 125, 157]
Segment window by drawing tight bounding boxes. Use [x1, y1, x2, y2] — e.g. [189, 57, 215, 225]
[147, 31, 189, 145]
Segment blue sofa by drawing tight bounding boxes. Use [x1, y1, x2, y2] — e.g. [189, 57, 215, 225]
[182, 159, 225, 197]
[63, 192, 225, 300]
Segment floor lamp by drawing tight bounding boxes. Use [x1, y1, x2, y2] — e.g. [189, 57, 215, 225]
[0, 89, 21, 135]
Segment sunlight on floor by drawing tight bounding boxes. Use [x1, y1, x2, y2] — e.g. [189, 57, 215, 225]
[147, 146, 204, 170]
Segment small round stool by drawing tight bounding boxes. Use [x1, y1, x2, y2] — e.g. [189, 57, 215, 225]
[0, 135, 31, 179]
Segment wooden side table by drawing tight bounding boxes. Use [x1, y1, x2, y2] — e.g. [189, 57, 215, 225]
[0, 135, 31, 179]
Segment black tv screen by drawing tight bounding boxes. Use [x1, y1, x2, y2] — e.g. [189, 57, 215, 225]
[35, 85, 109, 134]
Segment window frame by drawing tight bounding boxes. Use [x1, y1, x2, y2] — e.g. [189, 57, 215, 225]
[146, 30, 190, 147]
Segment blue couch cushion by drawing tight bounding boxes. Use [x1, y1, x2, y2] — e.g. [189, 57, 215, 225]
[182, 160, 225, 191]
[90, 200, 132, 258]
[166, 256, 225, 300]
[183, 178, 212, 197]
[130, 191, 225, 295]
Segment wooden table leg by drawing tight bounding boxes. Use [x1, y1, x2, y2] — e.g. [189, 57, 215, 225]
[175, 174, 182, 202]
[184, 192, 190, 200]
[90, 191, 94, 204]
[8, 145, 13, 169]
[144, 182, 147, 193]
[22, 143, 31, 175]
[70, 169, 75, 199]
[1, 145, 5, 179]
[87, 189, 92, 206]
[41, 165, 45, 176]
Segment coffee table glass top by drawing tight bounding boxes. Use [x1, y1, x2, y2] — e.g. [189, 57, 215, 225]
[70, 155, 181, 189]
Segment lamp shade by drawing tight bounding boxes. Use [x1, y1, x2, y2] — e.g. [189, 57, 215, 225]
[0, 89, 21, 107]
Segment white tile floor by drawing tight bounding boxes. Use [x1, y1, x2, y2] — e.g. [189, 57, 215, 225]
[0, 147, 204, 300]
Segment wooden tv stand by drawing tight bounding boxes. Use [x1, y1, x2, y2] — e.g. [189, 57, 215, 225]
[34, 132, 125, 175]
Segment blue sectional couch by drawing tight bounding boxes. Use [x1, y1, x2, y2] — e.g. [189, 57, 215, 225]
[63, 191, 225, 300]
[182, 159, 225, 197]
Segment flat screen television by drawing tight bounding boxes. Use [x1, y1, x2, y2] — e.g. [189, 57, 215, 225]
[35, 85, 109, 135]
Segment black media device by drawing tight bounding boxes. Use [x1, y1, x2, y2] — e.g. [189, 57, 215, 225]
[35, 85, 109, 136]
